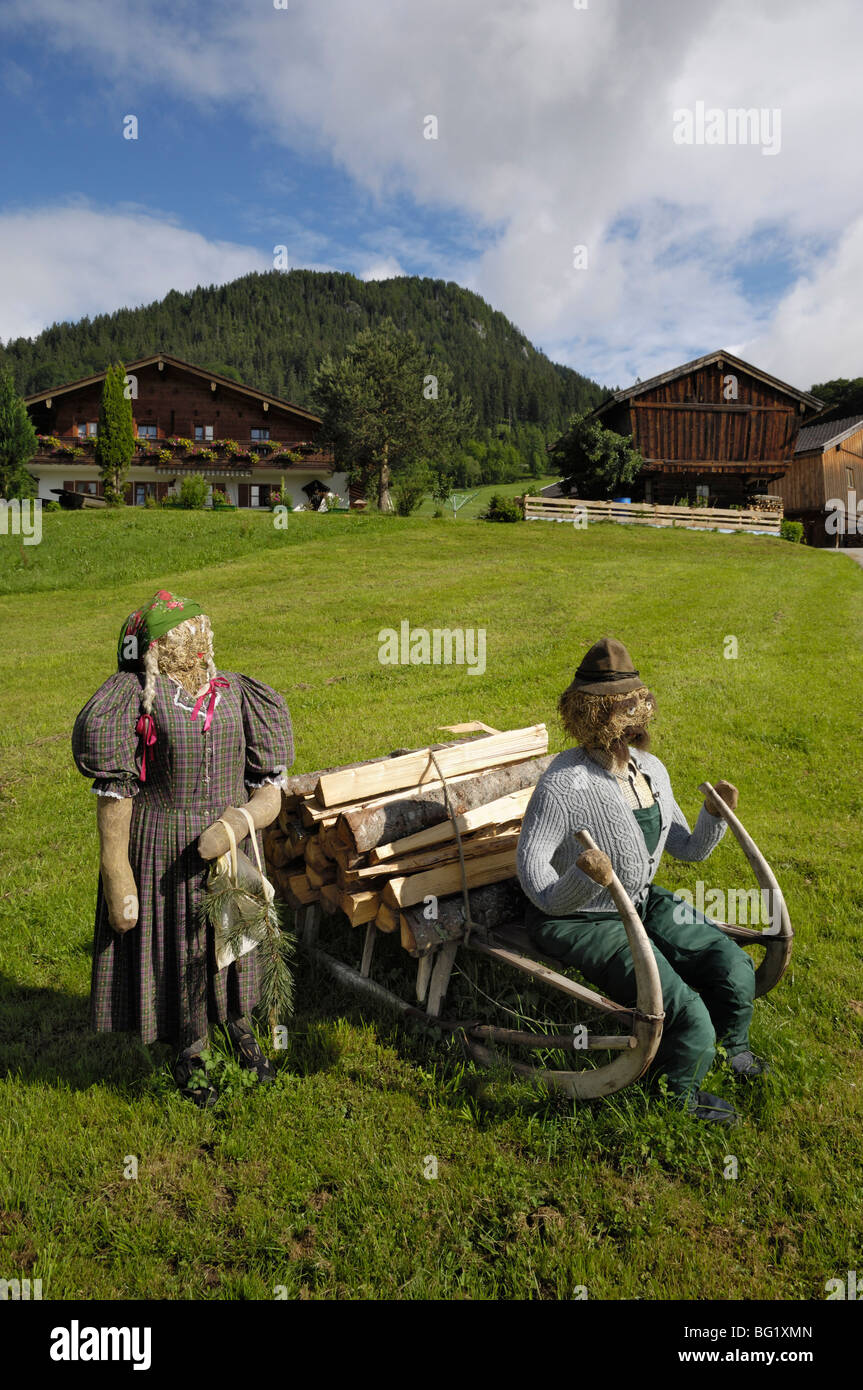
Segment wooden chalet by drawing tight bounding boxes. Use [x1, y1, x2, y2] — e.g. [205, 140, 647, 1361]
[584, 350, 824, 509]
[773, 415, 863, 547]
[24, 354, 342, 509]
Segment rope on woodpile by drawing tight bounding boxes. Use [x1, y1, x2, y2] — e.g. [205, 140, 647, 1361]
[428, 749, 480, 946]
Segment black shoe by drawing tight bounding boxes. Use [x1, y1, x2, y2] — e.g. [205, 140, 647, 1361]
[690, 1090, 739, 1126]
[729, 1049, 771, 1081]
[173, 1047, 218, 1108]
[227, 1019, 276, 1083]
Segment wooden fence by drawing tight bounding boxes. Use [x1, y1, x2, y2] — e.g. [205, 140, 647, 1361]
[523, 496, 783, 533]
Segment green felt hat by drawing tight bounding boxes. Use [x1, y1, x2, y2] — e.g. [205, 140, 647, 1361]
[117, 590, 205, 670]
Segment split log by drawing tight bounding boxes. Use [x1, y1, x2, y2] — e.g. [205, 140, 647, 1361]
[286, 736, 485, 807]
[370, 786, 535, 862]
[330, 844, 365, 873]
[383, 846, 518, 910]
[320, 883, 341, 916]
[338, 888, 380, 927]
[316, 725, 547, 807]
[306, 863, 336, 889]
[266, 837, 299, 870]
[400, 912, 418, 954]
[375, 902, 400, 934]
[340, 754, 553, 854]
[317, 824, 342, 860]
[304, 837, 332, 875]
[287, 871, 319, 905]
[354, 830, 520, 881]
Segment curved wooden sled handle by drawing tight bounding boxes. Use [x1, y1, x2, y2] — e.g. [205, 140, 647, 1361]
[566, 829, 666, 1093]
[468, 831, 667, 1099]
[698, 782, 793, 997]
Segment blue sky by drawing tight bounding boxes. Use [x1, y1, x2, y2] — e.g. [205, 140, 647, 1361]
[1, 0, 861, 389]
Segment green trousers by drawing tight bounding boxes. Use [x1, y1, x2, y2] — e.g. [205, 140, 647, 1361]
[526, 885, 756, 1106]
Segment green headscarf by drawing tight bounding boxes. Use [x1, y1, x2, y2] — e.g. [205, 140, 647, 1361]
[117, 590, 205, 671]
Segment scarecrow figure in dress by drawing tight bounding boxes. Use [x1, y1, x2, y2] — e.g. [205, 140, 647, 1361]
[517, 637, 769, 1126]
[72, 590, 292, 1106]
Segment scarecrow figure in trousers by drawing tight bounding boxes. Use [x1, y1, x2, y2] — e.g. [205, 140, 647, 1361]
[517, 637, 769, 1125]
[72, 591, 293, 1105]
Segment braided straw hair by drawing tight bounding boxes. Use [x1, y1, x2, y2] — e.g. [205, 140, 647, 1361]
[141, 615, 216, 715]
[558, 684, 657, 758]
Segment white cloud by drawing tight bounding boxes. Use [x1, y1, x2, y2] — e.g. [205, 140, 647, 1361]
[2, 0, 862, 385]
[0, 203, 268, 343]
[359, 257, 406, 282]
[743, 217, 863, 387]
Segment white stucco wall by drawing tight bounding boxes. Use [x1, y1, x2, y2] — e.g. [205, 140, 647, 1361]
[30, 465, 349, 508]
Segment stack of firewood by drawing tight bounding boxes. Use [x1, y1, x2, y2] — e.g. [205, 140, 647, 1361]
[262, 724, 552, 955]
[748, 494, 784, 514]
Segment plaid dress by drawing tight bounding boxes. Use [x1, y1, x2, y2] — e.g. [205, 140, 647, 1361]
[72, 670, 293, 1047]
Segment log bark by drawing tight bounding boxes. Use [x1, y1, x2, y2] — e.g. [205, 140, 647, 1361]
[340, 754, 553, 854]
[400, 878, 528, 952]
[370, 786, 533, 861]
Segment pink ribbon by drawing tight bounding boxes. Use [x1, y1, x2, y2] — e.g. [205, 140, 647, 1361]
[135, 713, 157, 783]
[191, 677, 230, 733]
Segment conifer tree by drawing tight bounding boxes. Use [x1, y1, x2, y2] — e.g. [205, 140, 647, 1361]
[313, 318, 475, 510]
[95, 362, 136, 505]
[0, 368, 38, 499]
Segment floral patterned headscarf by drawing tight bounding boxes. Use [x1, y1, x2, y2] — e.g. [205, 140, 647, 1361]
[117, 590, 205, 671]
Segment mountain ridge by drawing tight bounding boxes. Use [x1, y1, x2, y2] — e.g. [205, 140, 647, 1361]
[1, 269, 606, 439]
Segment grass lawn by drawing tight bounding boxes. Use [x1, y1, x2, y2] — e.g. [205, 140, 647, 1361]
[1, 508, 861, 1300]
[412, 473, 556, 518]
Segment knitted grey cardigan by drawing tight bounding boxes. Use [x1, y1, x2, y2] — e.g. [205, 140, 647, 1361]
[516, 746, 727, 918]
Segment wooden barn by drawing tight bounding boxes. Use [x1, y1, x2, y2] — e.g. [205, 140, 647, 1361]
[773, 415, 863, 547]
[24, 354, 343, 509]
[585, 350, 824, 509]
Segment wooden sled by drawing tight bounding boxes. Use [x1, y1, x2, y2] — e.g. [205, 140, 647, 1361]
[297, 783, 793, 1100]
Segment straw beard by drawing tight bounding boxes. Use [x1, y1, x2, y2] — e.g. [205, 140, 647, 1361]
[558, 685, 657, 762]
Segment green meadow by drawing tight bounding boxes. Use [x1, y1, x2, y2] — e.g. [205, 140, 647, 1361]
[1, 507, 861, 1300]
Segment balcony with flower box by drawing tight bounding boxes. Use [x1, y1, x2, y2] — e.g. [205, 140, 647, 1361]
[33, 434, 335, 476]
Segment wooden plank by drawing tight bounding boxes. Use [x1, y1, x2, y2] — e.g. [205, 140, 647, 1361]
[524, 498, 782, 531]
[370, 787, 533, 862]
[360, 922, 377, 977]
[382, 847, 518, 909]
[468, 1024, 636, 1051]
[315, 725, 548, 808]
[416, 951, 434, 1002]
[426, 941, 459, 1017]
[437, 722, 500, 735]
[488, 925, 633, 1016]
